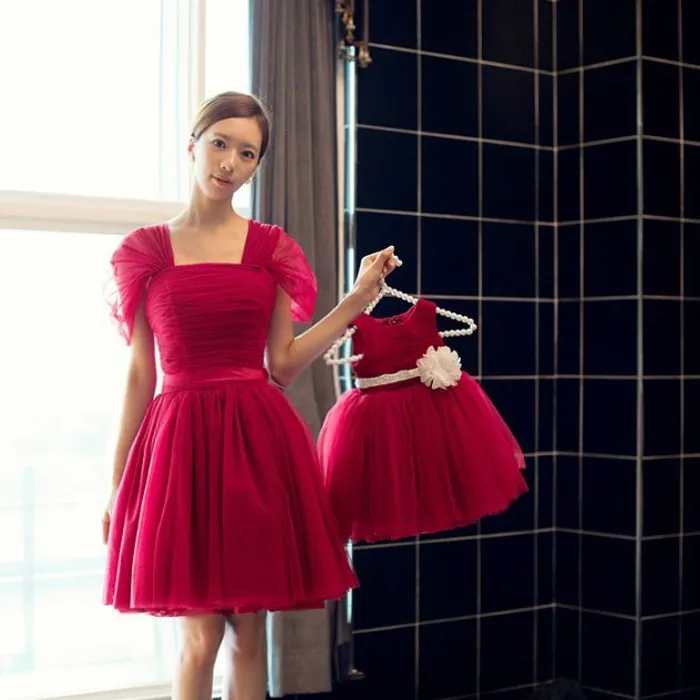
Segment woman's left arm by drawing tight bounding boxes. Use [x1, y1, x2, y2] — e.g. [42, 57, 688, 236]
[267, 245, 398, 386]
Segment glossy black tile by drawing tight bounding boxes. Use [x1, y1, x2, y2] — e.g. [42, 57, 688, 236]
[555, 606, 580, 679]
[537, 606, 554, 682]
[557, 0, 580, 72]
[582, 0, 637, 66]
[641, 616, 681, 697]
[584, 61, 638, 142]
[583, 379, 638, 456]
[358, 48, 418, 130]
[583, 140, 638, 220]
[538, 531, 554, 605]
[683, 458, 700, 534]
[540, 305, 555, 375]
[558, 224, 580, 299]
[538, 1, 554, 72]
[643, 59, 680, 139]
[419, 538, 477, 621]
[368, 0, 417, 49]
[538, 457, 555, 529]
[643, 0, 680, 60]
[420, 217, 478, 296]
[644, 300, 681, 376]
[643, 219, 681, 297]
[644, 139, 682, 218]
[581, 611, 636, 695]
[685, 145, 700, 221]
[421, 136, 478, 217]
[558, 148, 581, 223]
[682, 0, 700, 67]
[356, 128, 418, 211]
[685, 300, 700, 377]
[683, 66, 700, 143]
[644, 459, 682, 536]
[684, 379, 700, 455]
[539, 380, 555, 452]
[583, 219, 638, 297]
[421, 0, 478, 59]
[481, 534, 535, 613]
[642, 537, 680, 616]
[356, 212, 419, 292]
[482, 143, 536, 221]
[421, 56, 478, 138]
[558, 72, 580, 147]
[481, 379, 537, 455]
[582, 458, 636, 536]
[352, 627, 416, 700]
[644, 379, 682, 456]
[556, 455, 580, 531]
[685, 223, 700, 298]
[540, 151, 554, 221]
[419, 619, 477, 700]
[482, 223, 536, 298]
[482, 0, 535, 68]
[581, 535, 636, 616]
[682, 535, 700, 612]
[482, 65, 535, 144]
[556, 380, 580, 454]
[556, 531, 580, 607]
[540, 74, 554, 147]
[481, 301, 537, 375]
[352, 544, 416, 630]
[480, 611, 535, 692]
[540, 224, 555, 298]
[680, 611, 700, 689]
[558, 301, 580, 376]
[583, 300, 638, 376]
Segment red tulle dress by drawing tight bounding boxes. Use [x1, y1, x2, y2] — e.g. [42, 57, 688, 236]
[318, 298, 528, 544]
[103, 221, 358, 616]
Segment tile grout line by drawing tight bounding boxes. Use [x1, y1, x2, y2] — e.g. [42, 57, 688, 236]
[635, 2, 645, 698]
[476, 0, 484, 695]
[678, 0, 686, 683]
[414, 2, 422, 696]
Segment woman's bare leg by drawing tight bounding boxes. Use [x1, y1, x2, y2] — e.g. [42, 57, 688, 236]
[221, 611, 268, 700]
[173, 614, 226, 700]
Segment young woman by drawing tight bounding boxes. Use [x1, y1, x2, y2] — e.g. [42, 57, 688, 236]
[102, 91, 397, 700]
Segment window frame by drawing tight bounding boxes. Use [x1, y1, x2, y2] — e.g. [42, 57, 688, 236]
[0, 0, 251, 698]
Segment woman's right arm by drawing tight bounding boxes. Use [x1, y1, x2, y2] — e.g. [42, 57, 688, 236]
[110, 303, 157, 491]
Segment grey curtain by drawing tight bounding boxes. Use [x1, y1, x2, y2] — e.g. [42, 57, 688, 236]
[251, 0, 353, 696]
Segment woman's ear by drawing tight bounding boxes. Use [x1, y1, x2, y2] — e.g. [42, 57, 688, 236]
[187, 137, 195, 162]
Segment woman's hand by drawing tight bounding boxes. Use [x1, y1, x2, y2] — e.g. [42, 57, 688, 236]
[349, 246, 401, 308]
[102, 490, 117, 545]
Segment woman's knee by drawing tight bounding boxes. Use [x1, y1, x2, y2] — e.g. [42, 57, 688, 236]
[225, 612, 266, 659]
[179, 614, 225, 668]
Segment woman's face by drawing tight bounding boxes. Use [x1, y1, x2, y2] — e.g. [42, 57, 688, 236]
[189, 117, 263, 200]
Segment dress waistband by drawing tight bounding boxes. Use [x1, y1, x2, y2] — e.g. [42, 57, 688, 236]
[162, 367, 269, 393]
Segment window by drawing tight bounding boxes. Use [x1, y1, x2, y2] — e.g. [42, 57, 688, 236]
[0, 2, 250, 699]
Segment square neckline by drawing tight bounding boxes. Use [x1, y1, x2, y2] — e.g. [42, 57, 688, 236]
[161, 220, 253, 268]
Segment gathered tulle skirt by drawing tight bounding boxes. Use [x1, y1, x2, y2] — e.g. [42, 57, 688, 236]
[318, 373, 528, 544]
[104, 373, 358, 616]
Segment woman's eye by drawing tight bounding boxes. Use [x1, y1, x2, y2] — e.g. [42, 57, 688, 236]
[212, 139, 225, 148]
[242, 150, 256, 160]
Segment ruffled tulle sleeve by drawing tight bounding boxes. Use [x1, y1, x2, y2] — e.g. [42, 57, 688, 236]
[267, 227, 318, 323]
[106, 227, 164, 344]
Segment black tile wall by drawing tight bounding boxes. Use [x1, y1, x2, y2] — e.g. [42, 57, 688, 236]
[331, 1, 699, 699]
[550, 2, 700, 700]
[347, 1, 551, 698]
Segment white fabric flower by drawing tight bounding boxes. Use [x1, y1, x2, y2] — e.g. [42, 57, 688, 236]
[416, 345, 462, 390]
